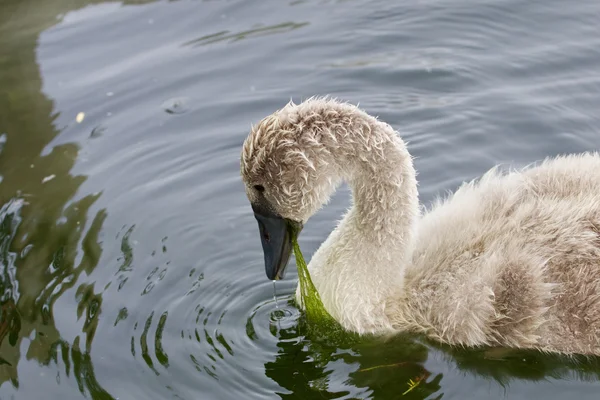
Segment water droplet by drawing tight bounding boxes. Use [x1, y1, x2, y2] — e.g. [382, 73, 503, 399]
[162, 97, 190, 115]
[106, 92, 114, 97]
[270, 308, 293, 322]
[273, 280, 278, 309]
[76, 112, 85, 123]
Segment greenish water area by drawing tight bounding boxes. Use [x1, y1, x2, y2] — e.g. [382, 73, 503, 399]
[2, 0, 600, 399]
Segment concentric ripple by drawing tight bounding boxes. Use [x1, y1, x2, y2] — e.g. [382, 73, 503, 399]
[3, 0, 600, 399]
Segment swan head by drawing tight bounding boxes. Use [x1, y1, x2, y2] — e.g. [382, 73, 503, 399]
[241, 99, 345, 280]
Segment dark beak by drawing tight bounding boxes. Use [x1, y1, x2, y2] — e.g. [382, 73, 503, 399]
[253, 207, 302, 280]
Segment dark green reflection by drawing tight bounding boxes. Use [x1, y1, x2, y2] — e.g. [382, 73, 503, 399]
[265, 301, 600, 399]
[265, 319, 439, 399]
[0, 0, 154, 396]
[46, 337, 113, 400]
[439, 343, 600, 386]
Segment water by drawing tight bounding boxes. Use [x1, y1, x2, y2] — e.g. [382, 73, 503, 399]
[1, 0, 600, 398]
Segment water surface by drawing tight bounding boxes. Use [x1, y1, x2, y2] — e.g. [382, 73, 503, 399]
[2, 0, 600, 399]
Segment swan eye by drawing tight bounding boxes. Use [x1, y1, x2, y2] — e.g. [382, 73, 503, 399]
[254, 184, 265, 193]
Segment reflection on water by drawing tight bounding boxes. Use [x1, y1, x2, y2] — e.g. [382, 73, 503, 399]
[0, 199, 23, 373]
[260, 303, 600, 399]
[46, 338, 113, 399]
[184, 22, 309, 48]
[0, 0, 140, 396]
[2, 0, 600, 398]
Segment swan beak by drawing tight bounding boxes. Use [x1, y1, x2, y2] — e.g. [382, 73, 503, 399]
[253, 209, 301, 280]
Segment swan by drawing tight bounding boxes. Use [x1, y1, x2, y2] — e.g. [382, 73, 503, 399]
[240, 97, 600, 355]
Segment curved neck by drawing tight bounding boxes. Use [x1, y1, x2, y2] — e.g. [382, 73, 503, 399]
[340, 119, 419, 283]
[306, 110, 419, 334]
[347, 135, 418, 253]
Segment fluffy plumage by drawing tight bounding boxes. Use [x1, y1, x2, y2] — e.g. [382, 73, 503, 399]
[241, 97, 600, 355]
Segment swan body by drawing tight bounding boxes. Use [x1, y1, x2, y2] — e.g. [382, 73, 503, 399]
[241, 97, 600, 355]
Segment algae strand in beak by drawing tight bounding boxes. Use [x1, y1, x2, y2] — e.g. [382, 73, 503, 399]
[291, 229, 341, 332]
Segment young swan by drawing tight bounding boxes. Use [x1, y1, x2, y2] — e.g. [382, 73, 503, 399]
[241, 97, 600, 355]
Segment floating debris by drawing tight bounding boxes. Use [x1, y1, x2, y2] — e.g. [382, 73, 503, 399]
[0, 133, 6, 154]
[402, 373, 429, 396]
[402, 378, 421, 395]
[161, 97, 190, 115]
[42, 174, 56, 184]
[76, 112, 85, 123]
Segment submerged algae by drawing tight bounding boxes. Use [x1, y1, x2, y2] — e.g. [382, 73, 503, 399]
[291, 230, 354, 341]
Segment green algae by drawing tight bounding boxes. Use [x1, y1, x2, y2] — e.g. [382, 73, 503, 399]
[290, 228, 354, 342]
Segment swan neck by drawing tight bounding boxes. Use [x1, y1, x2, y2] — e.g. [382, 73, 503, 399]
[346, 122, 419, 255]
[293, 104, 420, 334]
[313, 117, 419, 333]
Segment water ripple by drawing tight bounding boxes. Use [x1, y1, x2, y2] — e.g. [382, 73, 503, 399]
[184, 22, 309, 47]
[4, 0, 600, 398]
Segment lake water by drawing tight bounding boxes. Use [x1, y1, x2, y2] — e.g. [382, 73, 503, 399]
[2, 0, 600, 399]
